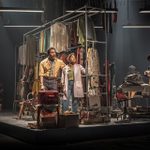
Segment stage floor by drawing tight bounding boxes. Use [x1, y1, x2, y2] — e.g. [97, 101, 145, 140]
[0, 112, 150, 144]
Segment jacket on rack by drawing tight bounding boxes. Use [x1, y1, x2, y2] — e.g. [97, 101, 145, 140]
[77, 16, 96, 46]
[50, 22, 69, 52]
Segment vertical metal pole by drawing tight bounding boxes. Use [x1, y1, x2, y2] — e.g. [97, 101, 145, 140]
[85, 5, 89, 111]
[13, 44, 17, 112]
[104, 2, 109, 116]
[21, 35, 26, 100]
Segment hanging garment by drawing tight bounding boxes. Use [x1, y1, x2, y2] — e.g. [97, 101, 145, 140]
[39, 29, 50, 53]
[39, 31, 44, 53]
[58, 52, 68, 64]
[19, 66, 34, 99]
[32, 62, 40, 96]
[25, 35, 37, 66]
[87, 48, 100, 96]
[43, 30, 47, 52]
[77, 16, 96, 46]
[16, 64, 24, 99]
[39, 28, 50, 53]
[50, 22, 69, 52]
[88, 95, 101, 110]
[76, 47, 85, 66]
[67, 21, 78, 47]
[18, 44, 27, 65]
[45, 27, 50, 51]
[76, 47, 81, 64]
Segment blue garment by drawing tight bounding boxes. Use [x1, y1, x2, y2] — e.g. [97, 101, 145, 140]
[62, 80, 79, 113]
[43, 78, 57, 90]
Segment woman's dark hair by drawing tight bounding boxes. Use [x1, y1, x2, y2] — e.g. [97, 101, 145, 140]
[66, 53, 75, 63]
[147, 55, 150, 62]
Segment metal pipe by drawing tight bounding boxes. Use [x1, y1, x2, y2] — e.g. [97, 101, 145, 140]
[87, 40, 107, 44]
[24, 6, 104, 37]
[62, 13, 84, 23]
[62, 8, 97, 24]
[84, 5, 89, 111]
[66, 10, 117, 13]
[24, 6, 86, 36]
[103, 2, 109, 117]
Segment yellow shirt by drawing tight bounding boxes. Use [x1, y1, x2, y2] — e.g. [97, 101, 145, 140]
[39, 57, 65, 78]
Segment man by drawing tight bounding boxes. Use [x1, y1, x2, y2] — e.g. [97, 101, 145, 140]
[39, 47, 65, 90]
[144, 55, 150, 85]
[124, 65, 143, 86]
[122, 65, 144, 101]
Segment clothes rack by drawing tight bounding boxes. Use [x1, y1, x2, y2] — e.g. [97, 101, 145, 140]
[21, 5, 110, 118]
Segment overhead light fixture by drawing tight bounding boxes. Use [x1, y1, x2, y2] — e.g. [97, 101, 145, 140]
[139, 0, 150, 13]
[94, 26, 103, 29]
[122, 25, 150, 29]
[0, 7, 44, 13]
[139, 8, 150, 13]
[66, 9, 117, 14]
[4, 25, 41, 28]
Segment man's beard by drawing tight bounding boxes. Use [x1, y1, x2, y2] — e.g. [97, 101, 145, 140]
[48, 56, 55, 61]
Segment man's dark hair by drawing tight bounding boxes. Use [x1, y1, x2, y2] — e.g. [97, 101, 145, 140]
[47, 47, 56, 55]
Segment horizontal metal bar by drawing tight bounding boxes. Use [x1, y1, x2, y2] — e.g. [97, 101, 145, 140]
[123, 25, 150, 29]
[94, 26, 103, 29]
[66, 10, 118, 13]
[4, 25, 41, 28]
[87, 40, 107, 44]
[24, 6, 86, 36]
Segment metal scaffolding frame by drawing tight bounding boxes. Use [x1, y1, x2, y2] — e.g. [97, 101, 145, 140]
[22, 5, 110, 116]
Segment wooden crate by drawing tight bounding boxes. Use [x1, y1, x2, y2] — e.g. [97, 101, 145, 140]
[58, 114, 79, 128]
[40, 111, 58, 128]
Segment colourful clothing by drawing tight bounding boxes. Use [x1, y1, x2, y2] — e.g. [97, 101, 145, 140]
[50, 22, 69, 52]
[61, 64, 85, 113]
[39, 57, 65, 78]
[61, 64, 85, 98]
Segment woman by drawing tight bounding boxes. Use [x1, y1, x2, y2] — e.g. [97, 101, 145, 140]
[61, 53, 85, 113]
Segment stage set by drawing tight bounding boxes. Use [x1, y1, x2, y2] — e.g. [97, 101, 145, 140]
[0, 112, 150, 145]
[1, 79, 150, 144]
[1, 4, 150, 145]
[1, 63, 150, 144]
